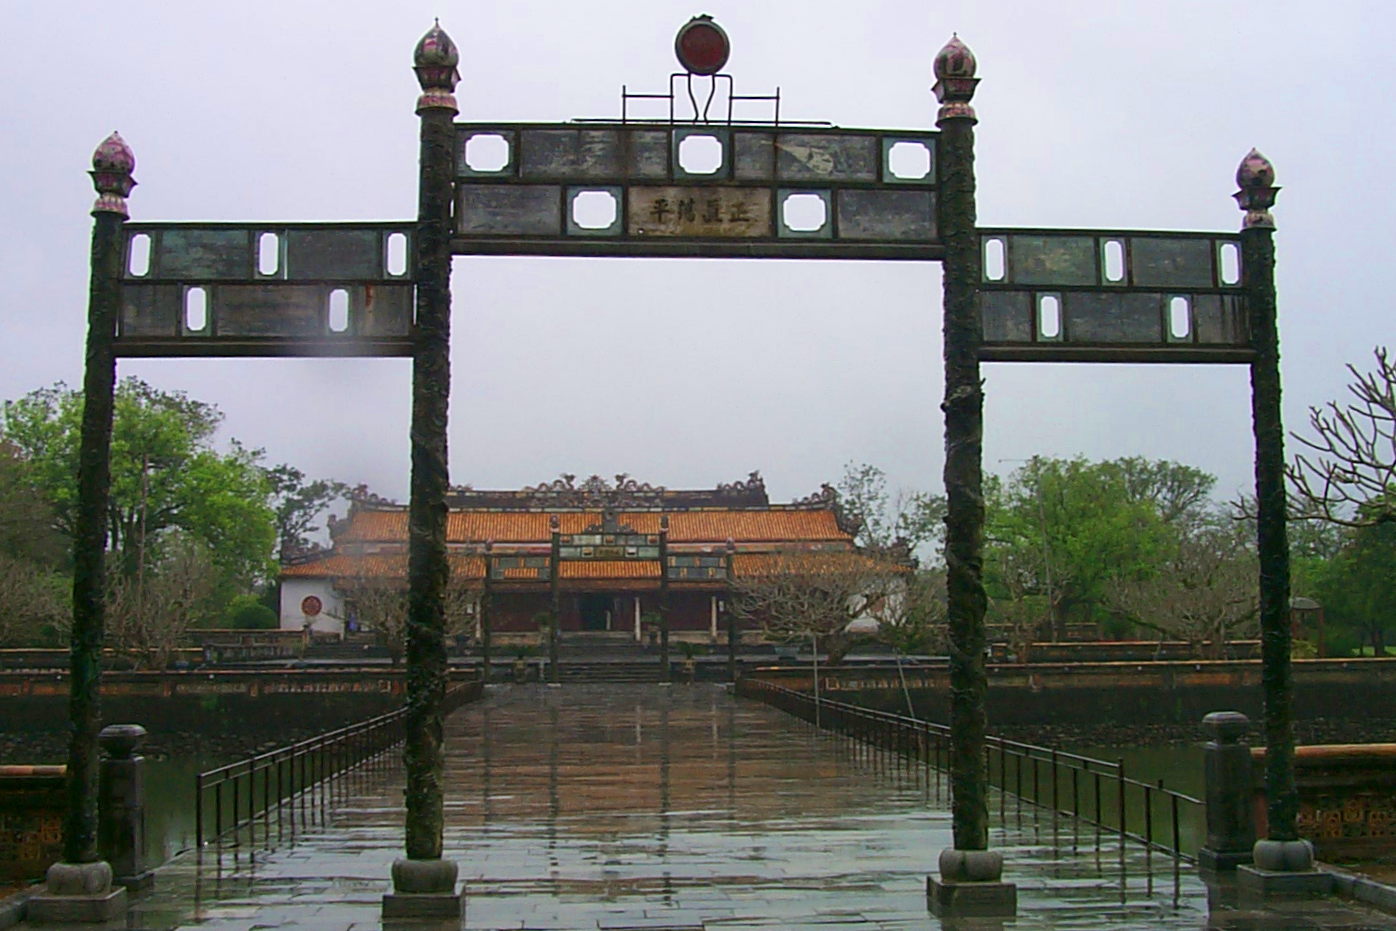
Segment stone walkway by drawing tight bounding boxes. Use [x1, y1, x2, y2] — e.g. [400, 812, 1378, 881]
[25, 683, 1396, 929]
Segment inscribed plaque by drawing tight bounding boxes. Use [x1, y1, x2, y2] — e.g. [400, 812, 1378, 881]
[628, 187, 771, 238]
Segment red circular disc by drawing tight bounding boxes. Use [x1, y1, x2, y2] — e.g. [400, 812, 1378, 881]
[301, 595, 323, 617]
[675, 17, 729, 75]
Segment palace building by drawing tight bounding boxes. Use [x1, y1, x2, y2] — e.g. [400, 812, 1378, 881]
[279, 473, 863, 643]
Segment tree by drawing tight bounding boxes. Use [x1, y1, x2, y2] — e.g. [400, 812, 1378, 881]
[339, 556, 480, 663]
[1309, 522, 1396, 656]
[868, 567, 947, 656]
[730, 551, 899, 665]
[985, 457, 1185, 636]
[104, 534, 215, 669]
[835, 462, 945, 563]
[2, 379, 277, 590]
[1105, 524, 1259, 658]
[264, 464, 350, 562]
[0, 553, 67, 646]
[222, 593, 278, 630]
[1289, 347, 1396, 526]
[0, 441, 66, 567]
[0, 443, 69, 646]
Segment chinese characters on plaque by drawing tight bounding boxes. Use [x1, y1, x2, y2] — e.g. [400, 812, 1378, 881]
[629, 187, 771, 238]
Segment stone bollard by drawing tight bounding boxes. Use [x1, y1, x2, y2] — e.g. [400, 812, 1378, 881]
[1198, 711, 1255, 871]
[98, 724, 153, 891]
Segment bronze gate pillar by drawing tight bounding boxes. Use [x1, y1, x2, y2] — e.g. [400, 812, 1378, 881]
[1233, 152, 1323, 890]
[385, 21, 463, 919]
[928, 36, 1016, 918]
[28, 133, 135, 926]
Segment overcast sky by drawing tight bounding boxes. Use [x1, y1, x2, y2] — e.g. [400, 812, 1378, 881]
[1, 1, 1390, 513]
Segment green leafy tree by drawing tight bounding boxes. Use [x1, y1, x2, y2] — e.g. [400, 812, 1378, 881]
[984, 457, 1216, 639]
[222, 593, 279, 630]
[264, 464, 349, 562]
[2, 379, 277, 593]
[1310, 522, 1396, 656]
[0, 442, 70, 645]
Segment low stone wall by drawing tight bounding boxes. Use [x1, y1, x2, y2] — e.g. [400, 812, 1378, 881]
[0, 670, 476, 748]
[1252, 744, 1396, 860]
[747, 658, 1396, 740]
[0, 767, 63, 883]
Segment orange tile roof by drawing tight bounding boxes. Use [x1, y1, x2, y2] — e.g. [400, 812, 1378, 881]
[732, 551, 898, 578]
[281, 553, 485, 581]
[338, 507, 848, 545]
[558, 560, 662, 580]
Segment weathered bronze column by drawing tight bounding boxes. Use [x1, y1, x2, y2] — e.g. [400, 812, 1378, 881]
[1235, 151, 1313, 877]
[928, 36, 1015, 916]
[386, 21, 462, 917]
[28, 133, 134, 925]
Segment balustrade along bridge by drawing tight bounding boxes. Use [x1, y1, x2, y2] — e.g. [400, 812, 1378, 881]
[45, 10, 1309, 926]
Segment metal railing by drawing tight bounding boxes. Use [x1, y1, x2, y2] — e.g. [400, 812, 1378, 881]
[195, 681, 482, 850]
[739, 678, 1201, 873]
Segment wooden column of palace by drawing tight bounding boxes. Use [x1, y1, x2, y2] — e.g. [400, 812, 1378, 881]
[549, 520, 561, 684]
[659, 516, 671, 683]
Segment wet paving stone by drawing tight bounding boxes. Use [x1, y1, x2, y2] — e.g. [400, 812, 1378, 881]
[45, 683, 1396, 930]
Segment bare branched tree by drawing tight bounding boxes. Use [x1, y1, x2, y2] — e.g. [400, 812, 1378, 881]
[0, 552, 67, 646]
[106, 535, 215, 669]
[1289, 347, 1396, 526]
[868, 568, 948, 656]
[730, 552, 899, 665]
[340, 555, 481, 664]
[985, 545, 1050, 663]
[1106, 527, 1259, 658]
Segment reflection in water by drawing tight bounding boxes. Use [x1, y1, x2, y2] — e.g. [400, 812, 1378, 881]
[127, 683, 1233, 930]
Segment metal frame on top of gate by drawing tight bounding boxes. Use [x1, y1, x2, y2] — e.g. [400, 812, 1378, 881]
[58, 14, 1297, 920]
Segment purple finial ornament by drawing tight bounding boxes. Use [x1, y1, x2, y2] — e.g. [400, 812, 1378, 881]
[1233, 148, 1279, 230]
[933, 35, 979, 123]
[90, 132, 136, 217]
[413, 20, 460, 113]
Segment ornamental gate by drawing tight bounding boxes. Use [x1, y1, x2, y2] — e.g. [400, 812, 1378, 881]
[63, 16, 1296, 919]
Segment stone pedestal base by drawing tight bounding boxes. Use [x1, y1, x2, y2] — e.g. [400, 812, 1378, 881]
[27, 861, 128, 924]
[1236, 864, 1332, 898]
[382, 857, 462, 919]
[381, 891, 464, 919]
[927, 876, 1018, 917]
[928, 849, 1016, 917]
[1198, 846, 1252, 872]
[27, 887, 127, 924]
